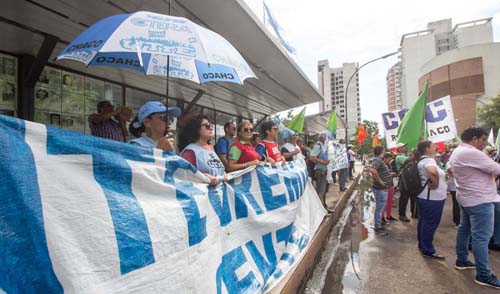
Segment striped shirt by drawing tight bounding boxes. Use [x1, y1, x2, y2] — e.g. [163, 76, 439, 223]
[88, 115, 124, 142]
[370, 156, 392, 190]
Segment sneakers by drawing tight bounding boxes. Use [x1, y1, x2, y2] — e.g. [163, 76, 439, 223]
[475, 273, 500, 289]
[455, 260, 476, 270]
[374, 228, 388, 236]
[399, 216, 410, 222]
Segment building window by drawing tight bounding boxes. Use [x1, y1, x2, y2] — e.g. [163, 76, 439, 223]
[34, 66, 123, 134]
[0, 53, 18, 117]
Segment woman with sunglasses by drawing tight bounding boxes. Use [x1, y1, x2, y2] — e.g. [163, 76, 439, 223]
[128, 101, 181, 153]
[226, 120, 262, 172]
[179, 114, 226, 186]
[255, 120, 285, 166]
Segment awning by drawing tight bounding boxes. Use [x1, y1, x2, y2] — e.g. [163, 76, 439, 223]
[0, 0, 322, 119]
[303, 110, 346, 135]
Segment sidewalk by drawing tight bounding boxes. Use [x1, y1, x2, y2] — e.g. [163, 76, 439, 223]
[324, 162, 364, 209]
[358, 196, 500, 294]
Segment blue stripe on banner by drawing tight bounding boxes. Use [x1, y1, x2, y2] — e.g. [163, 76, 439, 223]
[0, 115, 63, 294]
[45, 126, 157, 275]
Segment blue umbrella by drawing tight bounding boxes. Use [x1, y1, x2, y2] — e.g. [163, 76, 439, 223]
[56, 11, 257, 123]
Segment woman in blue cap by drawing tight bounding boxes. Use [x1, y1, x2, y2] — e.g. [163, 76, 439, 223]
[128, 101, 181, 153]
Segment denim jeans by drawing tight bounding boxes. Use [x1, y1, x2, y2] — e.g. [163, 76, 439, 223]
[456, 203, 494, 279]
[373, 188, 388, 229]
[416, 198, 445, 255]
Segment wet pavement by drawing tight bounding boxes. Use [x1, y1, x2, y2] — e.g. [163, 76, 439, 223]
[356, 191, 500, 294]
[309, 166, 500, 293]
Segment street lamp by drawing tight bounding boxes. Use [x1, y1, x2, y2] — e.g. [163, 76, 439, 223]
[343, 51, 399, 147]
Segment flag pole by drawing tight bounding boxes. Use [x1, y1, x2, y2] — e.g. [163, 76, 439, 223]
[423, 81, 429, 141]
[165, 55, 170, 136]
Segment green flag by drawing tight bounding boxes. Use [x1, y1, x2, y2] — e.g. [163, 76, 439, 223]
[327, 108, 338, 132]
[287, 107, 306, 133]
[397, 83, 428, 151]
[495, 129, 500, 150]
[455, 134, 462, 143]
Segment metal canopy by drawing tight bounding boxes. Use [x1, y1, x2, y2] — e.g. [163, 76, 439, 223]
[0, 0, 322, 119]
[303, 110, 345, 135]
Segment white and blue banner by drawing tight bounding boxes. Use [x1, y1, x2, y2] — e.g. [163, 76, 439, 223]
[327, 141, 349, 174]
[381, 109, 407, 149]
[0, 116, 326, 294]
[424, 96, 457, 143]
[381, 96, 457, 147]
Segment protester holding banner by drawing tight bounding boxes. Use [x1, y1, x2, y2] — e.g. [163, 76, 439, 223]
[347, 146, 356, 180]
[310, 133, 330, 208]
[415, 141, 447, 260]
[281, 131, 301, 162]
[128, 101, 181, 153]
[369, 146, 392, 235]
[337, 139, 349, 191]
[256, 120, 285, 165]
[227, 120, 262, 172]
[451, 127, 500, 289]
[179, 115, 226, 185]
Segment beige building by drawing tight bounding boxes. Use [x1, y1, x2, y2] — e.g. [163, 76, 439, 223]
[418, 43, 500, 133]
[400, 17, 493, 108]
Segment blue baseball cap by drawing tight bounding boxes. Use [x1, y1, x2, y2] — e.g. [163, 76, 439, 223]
[138, 101, 181, 123]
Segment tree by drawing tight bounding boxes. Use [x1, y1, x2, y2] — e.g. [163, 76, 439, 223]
[478, 94, 500, 131]
[350, 120, 385, 155]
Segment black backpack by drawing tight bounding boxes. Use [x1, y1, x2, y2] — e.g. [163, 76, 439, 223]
[398, 157, 430, 200]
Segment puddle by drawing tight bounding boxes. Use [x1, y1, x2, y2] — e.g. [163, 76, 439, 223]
[304, 173, 375, 294]
[340, 189, 373, 293]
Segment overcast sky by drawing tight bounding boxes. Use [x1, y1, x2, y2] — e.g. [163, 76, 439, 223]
[243, 0, 500, 127]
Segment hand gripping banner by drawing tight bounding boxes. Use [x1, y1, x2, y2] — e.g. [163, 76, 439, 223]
[0, 115, 326, 294]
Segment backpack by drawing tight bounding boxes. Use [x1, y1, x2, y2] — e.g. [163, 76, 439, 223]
[398, 157, 430, 200]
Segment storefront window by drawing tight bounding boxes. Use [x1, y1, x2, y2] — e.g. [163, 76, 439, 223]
[35, 66, 122, 134]
[0, 53, 18, 116]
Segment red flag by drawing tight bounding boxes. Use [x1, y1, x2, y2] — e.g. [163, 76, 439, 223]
[372, 134, 381, 147]
[357, 124, 368, 145]
[435, 141, 445, 153]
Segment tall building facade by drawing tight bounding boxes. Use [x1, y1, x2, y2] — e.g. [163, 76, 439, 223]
[400, 18, 493, 108]
[386, 61, 402, 111]
[318, 60, 361, 139]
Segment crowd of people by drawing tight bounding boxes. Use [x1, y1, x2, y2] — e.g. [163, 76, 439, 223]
[83, 99, 500, 289]
[86, 100, 353, 202]
[368, 127, 500, 290]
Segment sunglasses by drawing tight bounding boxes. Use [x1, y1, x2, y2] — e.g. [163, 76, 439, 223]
[149, 114, 174, 122]
[243, 127, 253, 132]
[201, 123, 213, 130]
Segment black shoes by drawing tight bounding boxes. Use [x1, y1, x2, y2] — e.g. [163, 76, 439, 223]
[399, 216, 410, 222]
[374, 227, 388, 236]
[421, 252, 446, 260]
[387, 216, 398, 221]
